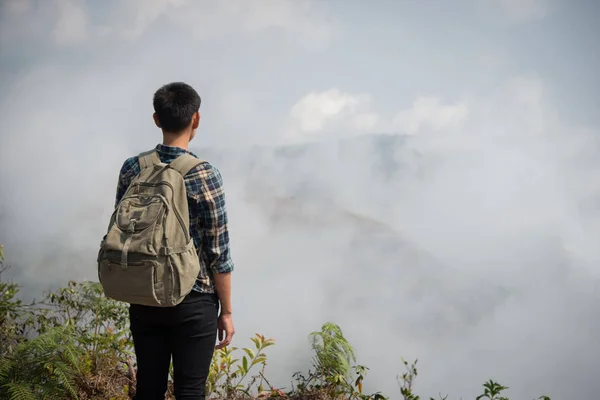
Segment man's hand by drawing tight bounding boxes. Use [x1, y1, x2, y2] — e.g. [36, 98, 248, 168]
[216, 313, 235, 349]
[214, 272, 233, 349]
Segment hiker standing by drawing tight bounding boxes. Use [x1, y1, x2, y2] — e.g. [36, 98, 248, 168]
[98, 82, 235, 399]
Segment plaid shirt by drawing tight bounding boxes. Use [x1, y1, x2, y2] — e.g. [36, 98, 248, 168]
[115, 144, 234, 294]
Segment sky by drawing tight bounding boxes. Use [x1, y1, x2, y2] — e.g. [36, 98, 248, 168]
[1, 0, 600, 398]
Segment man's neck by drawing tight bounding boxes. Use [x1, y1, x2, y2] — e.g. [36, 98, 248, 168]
[162, 132, 189, 150]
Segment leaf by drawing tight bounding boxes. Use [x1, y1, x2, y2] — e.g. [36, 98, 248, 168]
[242, 347, 255, 360]
[242, 356, 248, 373]
[251, 356, 267, 366]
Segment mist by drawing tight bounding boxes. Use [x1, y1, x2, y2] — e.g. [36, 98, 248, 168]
[1, 1, 600, 399]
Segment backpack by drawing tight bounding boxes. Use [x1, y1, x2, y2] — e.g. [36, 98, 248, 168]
[97, 149, 203, 307]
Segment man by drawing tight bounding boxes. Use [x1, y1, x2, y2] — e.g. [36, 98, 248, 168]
[114, 82, 235, 399]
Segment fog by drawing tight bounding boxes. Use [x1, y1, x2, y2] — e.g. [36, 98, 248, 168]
[1, 1, 599, 399]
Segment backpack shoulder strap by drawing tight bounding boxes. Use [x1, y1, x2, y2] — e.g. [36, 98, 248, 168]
[138, 150, 161, 169]
[169, 154, 205, 177]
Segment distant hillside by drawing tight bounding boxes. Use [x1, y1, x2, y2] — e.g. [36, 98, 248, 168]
[188, 133, 510, 341]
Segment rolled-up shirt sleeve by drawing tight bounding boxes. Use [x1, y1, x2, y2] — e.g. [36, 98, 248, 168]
[115, 156, 140, 207]
[197, 166, 235, 274]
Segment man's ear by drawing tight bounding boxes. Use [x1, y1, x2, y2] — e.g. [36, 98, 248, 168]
[152, 112, 161, 128]
[192, 112, 200, 130]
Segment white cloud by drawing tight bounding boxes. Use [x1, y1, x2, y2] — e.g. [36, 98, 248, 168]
[0, 0, 339, 48]
[0, 0, 49, 46]
[4, 0, 32, 14]
[508, 76, 545, 107]
[285, 89, 379, 141]
[98, 0, 185, 40]
[392, 96, 469, 135]
[492, 0, 549, 22]
[52, 0, 88, 46]
[475, 75, 553, 138]
[210, 0, 340, 47]
[286, 91, 470, 142]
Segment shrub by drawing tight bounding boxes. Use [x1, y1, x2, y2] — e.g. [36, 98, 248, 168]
[206, 333, 276, 399]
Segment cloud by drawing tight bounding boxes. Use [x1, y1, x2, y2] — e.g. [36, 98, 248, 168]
[392, 96, 469, 135]
[0, 0, 339, 49]
[206, 0, 340, 47]
[491, 0, 550, 22]
[284, 89, 379, 142]
[0, 0, 52, 47]
[101, 0, 185, 40]
[367, 77, 600, 398]
[3, 0, 31, 14]
[52, 0, 88, 46]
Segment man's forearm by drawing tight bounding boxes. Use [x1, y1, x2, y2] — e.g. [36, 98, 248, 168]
[213, 272, 232, 315]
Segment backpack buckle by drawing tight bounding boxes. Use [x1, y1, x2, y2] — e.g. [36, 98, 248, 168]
[127, 219, 137, 233]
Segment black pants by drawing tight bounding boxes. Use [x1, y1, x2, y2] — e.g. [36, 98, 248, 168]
[129, 291, 219, 400]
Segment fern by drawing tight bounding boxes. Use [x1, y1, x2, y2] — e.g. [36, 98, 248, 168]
[4, 382, 37, 400]
[309, 322, 357, 385]
[0, 325, 83, 400]
[0, 355, 10, 382]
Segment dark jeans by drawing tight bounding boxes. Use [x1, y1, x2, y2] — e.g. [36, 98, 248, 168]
[129, 291, 219, 400]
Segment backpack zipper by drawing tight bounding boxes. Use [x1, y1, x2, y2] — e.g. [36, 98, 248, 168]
[133, 181, 190, 243]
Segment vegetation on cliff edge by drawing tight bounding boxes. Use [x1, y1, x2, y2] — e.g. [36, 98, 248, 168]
[0, 247, 551, 400]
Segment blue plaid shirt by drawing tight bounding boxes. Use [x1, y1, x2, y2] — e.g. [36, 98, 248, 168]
[115, 144, 234, 293]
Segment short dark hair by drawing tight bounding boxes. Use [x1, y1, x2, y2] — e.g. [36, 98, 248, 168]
[152, 82, 201, 133]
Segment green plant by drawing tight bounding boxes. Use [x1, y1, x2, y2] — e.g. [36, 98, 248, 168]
[309, 322, 356, 382]
[0, 246, 557, 400]
[206, 333, 276, 399]
[475, 380, 552, 400]
[397, 358, 449, 400]
[1, 274, 135, 399]
[291, 322, 388, 400]
[0, 247, 32, 357]
[38, 281, 134, 398]
[476, 380, 509, 400]
[351, 365, 388, 400]
[398, 358, 420, 400]
[0, 325, 83, 400]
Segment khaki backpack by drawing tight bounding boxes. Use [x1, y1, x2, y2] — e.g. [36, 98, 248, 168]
[97, 149, 203, 307]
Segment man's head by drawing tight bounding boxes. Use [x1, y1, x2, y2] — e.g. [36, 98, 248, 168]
[152, 82, 201, 142]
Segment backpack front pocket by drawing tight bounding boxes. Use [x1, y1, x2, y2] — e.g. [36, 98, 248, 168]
[98, 259, 164, 306]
